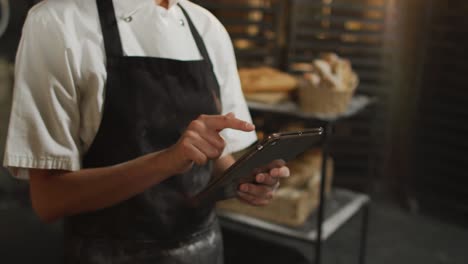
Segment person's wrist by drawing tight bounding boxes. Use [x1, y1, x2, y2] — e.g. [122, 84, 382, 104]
[159, 145, 191, 175]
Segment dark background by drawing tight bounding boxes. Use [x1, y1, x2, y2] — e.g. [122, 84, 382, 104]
[1, 0, 467, 263]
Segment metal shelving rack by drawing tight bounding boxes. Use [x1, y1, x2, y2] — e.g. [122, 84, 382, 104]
[192, 0, 387, 263]
[219, 96, 374, 264]
[286, 0, 391, 191]
[193, 0, 392, 191]
[193, 0, 284, 68]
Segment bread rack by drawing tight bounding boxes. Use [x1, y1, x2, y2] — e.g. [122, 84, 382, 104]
[218, 96, 375, 264]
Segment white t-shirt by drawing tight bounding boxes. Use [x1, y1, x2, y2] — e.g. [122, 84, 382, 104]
[3, 0, 257, 179]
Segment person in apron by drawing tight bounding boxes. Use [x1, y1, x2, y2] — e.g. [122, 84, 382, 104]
[4, 0, 290, 263]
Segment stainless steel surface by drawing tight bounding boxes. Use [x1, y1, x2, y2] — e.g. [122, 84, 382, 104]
[247, 95, 375, 121]
[218, 188, 370, 241]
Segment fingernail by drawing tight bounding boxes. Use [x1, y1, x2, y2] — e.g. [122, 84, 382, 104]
[245, 123, 255, 130]
[257, 174, 264, 182]
[240, 184, 248, 192]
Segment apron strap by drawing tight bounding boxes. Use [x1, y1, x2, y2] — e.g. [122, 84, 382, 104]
[96, 0, 124, 58]
[177, 3, 215, 70]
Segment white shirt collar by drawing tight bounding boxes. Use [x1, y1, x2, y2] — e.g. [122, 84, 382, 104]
[114, 0, 182, 17]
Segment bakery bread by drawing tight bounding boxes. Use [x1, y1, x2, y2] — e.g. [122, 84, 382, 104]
[244, 91, 290, 104]
[217, 149, 334, 227]
[239, 67, 298, 93]
[309, 54, 359, 92]
[298, 53, 359, 114]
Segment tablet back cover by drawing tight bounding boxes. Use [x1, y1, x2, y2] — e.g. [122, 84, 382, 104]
[190, 128, 323, 207]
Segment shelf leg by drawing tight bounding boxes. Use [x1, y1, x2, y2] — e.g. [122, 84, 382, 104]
[315, 123, 332, 264]
[359, 203, 370, 264]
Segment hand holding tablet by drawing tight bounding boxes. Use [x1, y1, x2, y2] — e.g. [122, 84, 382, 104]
[190, 128, 324, 206]
[237, 159, 290, 206]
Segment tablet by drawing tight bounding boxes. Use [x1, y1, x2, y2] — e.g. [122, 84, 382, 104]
[190, 128, 323, 207]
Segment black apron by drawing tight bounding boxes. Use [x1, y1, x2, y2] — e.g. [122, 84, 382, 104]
[64, 1, 223, 263]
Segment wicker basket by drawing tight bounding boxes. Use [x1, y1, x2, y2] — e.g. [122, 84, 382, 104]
[298, 78, 357, 115]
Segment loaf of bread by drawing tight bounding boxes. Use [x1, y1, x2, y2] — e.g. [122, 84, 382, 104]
[282, 149, 333, 192]
[244, 91, 290, 104]
[304, 53, 359, 92]
[217, 176, 320, 227]
[239, 67, 298, 93]
[217, 148, 334, 227]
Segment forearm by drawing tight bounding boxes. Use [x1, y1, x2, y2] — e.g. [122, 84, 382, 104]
[30, 148, 180, 222]
[29, 114, 255, 222]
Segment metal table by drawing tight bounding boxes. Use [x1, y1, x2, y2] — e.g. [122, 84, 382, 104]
[218, 188, 369, 263]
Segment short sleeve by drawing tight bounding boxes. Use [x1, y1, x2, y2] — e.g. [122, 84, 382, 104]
[2, 6, 81, 177]
[207, 21, 257, 155]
